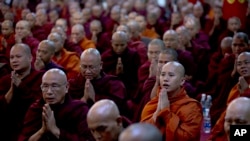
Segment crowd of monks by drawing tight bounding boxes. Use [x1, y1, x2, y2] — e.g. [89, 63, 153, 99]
[0, 0, 250, 141]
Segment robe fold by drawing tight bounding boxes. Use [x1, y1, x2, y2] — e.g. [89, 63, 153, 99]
[141, 88, 202, 141]
[68, 72, 127, 116]
[0, 69, 44, 141]
[52, 48, 80, 79]
[18, 94, 95, 141]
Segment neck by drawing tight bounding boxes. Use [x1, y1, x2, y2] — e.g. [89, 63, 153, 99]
[168, 87, 182, 98]
[16, 66, 31, 79]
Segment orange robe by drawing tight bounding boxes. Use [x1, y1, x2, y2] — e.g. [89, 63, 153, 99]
[141, 28, 160, 39]
[141, 88, 202, 141]
[79, 37, 95, 51]
[52, 48, 80, 79]
[208, 84, 250, 141]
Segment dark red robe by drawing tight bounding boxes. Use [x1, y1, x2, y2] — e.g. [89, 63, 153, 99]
[0, 69, 44, 141]
[68, 72, 127, 116]
[22, 36, 40, 57]
[18, 94, 94, 141]
[32, 23, 53, 41]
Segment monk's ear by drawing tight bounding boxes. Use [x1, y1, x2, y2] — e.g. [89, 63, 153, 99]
[116, 116, 123, 126]
[180, 76, 185, 86]
[100, 61, 103, 69]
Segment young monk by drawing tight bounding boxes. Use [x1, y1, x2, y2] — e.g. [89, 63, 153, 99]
[141, 61, 202, 141]
[18, 69, 94, 141]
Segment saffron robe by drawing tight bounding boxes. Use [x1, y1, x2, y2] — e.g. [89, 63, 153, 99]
[141, 88, 202, 141]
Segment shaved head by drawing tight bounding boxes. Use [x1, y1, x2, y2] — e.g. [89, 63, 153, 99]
[224, 97, 250, 140]
[87, 99, 123, 141]
[119, 123, 162, 141]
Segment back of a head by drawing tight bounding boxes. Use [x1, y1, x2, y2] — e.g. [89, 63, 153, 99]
[119, 123, 162, 141]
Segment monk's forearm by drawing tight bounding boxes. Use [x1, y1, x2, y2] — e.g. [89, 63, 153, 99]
[4, 87, 13, 103]
[28, 129, 44, 141]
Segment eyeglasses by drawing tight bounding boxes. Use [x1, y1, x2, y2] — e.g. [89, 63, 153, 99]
[40, 83, 66, 92]
[80, 64, 99, 71]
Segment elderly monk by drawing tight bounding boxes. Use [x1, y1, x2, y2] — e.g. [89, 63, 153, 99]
[18, 68, 94, 141]
[0, 20, 15, 57]
[0, 43, 44, 141]
[34, 40, 64, 71]
[87, 99, 131, 141]
[70, 24, 95, 51]
[119, 123, 163, 141]
[15, 20, 40, 57]
[208, 51, 250, 141]
[48, 32, 80, 79]
[141, 61, 202, 141]
[101, 31, 141, 107]
[224, 97, 250, 141]
[69, 48, 127, 116]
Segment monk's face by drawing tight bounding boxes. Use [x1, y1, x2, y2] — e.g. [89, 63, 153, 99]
[157, 53, 175, 73]
[193, 5, 203, 18]
[147, 44, 161, 62]
[135, 16, 146, 30]
[1, 22, 13, 36]
[160, 63, 185, 95]
[36, 42, 54, 64]
[224, 104, 250, 140]
[48, 34, 64, 53]
[236, 53, 250, 77]
[35, 10, 47, 26]
[41, 72, 68, 104]
[49, 10, 59, 23]
[185, 22, 198, 38]
[71, 27, 84, 43]
[228, 18, 241, 32]
[232, 37, 249, 56]
[26, 14, 36, 27]
[71, 13, 85, 26]
[163, 32, 179, 49]
[111, 36, 128, 55]
[15, 21, 30, 39]
[10, 45, 32, 72]
[90, 23, 102, 35]
[80, 54, 102, 80]
[87, 115, 122, 141]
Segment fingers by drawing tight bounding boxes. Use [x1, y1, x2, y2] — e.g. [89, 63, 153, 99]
[85, 79, 90, 88]
[118, 57, 122, 64]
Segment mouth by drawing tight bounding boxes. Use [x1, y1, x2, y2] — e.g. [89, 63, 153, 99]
[162, 83, 170, 89]
[240, 69, 248, 75]
[45, 98, 55, 103]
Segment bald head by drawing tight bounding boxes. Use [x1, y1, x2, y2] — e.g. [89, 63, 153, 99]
[163, 30, 179, 49]
[119, 123, 162, 141]
[1, 20, 13, 36]
[112, 31, 129, 42]
[224, 97, 250, 140]
[81, 48, 101, 63]
[42, 68, 67, 84]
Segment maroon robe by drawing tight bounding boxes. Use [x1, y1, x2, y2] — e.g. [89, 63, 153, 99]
[22, 36, 40, 57]
[32, 23, 53, 41]
[0, 33, 15, 58]
[64, 39, 83, 57]
[18, 94, 94, 141]
[128, 40, 148, 65]
[68, 72, 127, 116]
[0, 54, 11, 79]
[101, 48, 141, 101]
[0, 69, 44, 141]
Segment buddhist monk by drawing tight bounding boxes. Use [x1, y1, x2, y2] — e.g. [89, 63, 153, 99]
[25, 13, 36, 30]
[34, 40, 64, 71]
[70, 11, 85, 27]
[209, 51, 250, 141]
[70, 24, 95, 51]
[33, 9, 53, 41]
[47, 32, 80, 79]
[15, 20, 39, 57]
[141, 61, 202, 141]
[119, 123, 163, 141]
[18, 69, 94, 141]
[101, 31, 141, 106]
[87, 99, 131, 141]
[0, 20, 15, 57]
[0, 43, 44, 141]
[68, 48, 127, 116]
[209, 32, 250, 126]
[224, 97, 250, 141]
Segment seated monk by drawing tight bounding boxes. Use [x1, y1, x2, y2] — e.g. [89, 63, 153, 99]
[208, 51, 250, 141]
[0, 43, 44, 141]
[87, 99, 131, 141]
[119, 123, 163, 141]
[141, 61, 202, 141]
[34, 40, 65, 72]
[48, 32, 80, 79]
[101, 31, 141, 106]
[15, 20, 40, 57]
[0, 20, 15, 58]
[18, 69, 94, 141]
[68, 48, 127, 116]
[70, 24, 95, 51]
